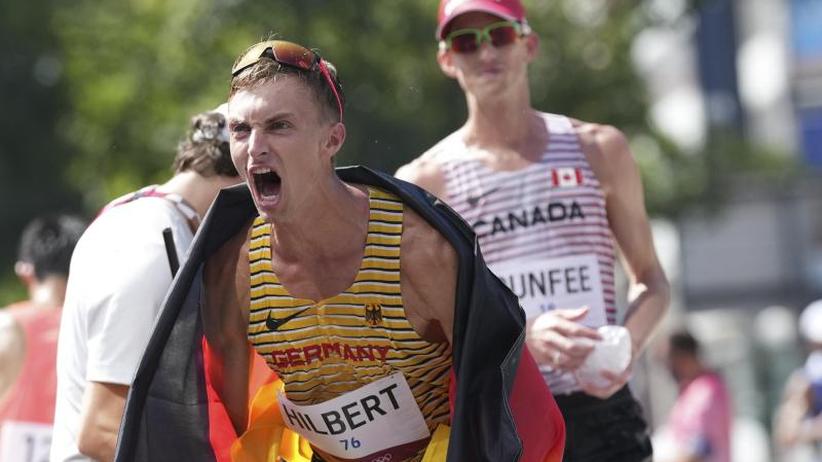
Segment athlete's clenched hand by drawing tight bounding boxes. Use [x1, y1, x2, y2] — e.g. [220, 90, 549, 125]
[526, 306, 602, 371]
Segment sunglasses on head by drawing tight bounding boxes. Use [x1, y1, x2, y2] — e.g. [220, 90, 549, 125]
[442, 21, 529, 54]
[231, 40, 344, 122]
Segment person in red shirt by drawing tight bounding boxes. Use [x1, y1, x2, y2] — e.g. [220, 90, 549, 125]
[0, 214, 86, 462]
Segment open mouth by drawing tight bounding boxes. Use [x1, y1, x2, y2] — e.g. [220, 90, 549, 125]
[252, 167, 282, 201]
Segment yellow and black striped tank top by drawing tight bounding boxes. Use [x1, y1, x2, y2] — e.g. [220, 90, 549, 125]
[247, 186, 452, 432]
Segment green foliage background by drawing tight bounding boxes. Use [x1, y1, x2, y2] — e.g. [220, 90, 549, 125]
[49, 0, 680, 205]
[0, 0, 792, 305]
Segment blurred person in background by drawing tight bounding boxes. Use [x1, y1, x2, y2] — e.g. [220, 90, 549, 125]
[396, 0, 670, 460]
[775, 300, 822, 460]
[50, 109, 240, 462]
[657, 329, 731, 462]
[0, 214, 85, 462]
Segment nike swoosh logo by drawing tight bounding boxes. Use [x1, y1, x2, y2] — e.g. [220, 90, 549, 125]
[265, 306, 312, 331]
[466, 186, 500, 207]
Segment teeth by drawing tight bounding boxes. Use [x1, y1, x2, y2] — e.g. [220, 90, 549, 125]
[251, 167, 272, 174]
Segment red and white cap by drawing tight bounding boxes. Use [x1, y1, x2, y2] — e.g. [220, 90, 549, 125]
[437, 0, 527, 39]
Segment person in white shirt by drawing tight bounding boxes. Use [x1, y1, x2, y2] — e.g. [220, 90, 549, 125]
[51, 109, 240, 462]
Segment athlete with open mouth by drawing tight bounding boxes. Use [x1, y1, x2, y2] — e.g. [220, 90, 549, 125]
[116, 37, 566, 462]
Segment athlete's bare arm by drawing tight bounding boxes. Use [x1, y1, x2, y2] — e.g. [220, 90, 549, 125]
[576, 121, 670, 397]
[399, 207, 457, 345]
[203, 220, 254, 434]
[0, 313, 24, 405]
[527, 122, 669, 396]
[77, 382, 129, 462]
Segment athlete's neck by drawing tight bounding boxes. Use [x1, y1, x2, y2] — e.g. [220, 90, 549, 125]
[158, 171, 239, 224]
[28, 276, 68, 309]
[264, 176, 370, 302]
[462, 85, 542, 158]
[269, 175, 369, 265]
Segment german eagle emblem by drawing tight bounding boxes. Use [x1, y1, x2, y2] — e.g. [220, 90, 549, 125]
[364, 303, 383, 326]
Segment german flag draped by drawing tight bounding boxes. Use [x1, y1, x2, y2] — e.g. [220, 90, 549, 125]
[115, 166, 564, 462]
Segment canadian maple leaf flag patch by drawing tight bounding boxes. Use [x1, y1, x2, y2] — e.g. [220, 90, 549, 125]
[550, 167, 584, 188]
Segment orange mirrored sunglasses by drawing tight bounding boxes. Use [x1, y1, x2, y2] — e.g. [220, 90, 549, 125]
[232, 40, 343, 122]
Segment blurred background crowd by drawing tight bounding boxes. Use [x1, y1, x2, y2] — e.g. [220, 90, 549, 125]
[2, 0, 822, 460]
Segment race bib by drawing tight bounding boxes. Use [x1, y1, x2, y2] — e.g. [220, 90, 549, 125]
[0, 421, 52, 462]
[491, 254, 606, 327]
[278, 372, 431, 461]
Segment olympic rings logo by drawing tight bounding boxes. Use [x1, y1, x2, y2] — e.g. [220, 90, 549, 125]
[370, 453, 393, 462]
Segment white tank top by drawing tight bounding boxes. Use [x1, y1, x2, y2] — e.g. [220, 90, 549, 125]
[437, 113, 617, 394]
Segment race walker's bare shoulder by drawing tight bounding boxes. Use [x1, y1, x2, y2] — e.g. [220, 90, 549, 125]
[398, 206, 457, 345]
[571, 119, 634, 197]
[203, 219, 254, 343]
[395, 135, 464, 199]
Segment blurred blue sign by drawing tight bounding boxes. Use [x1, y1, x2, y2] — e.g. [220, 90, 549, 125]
[791, 0, 822, 59]
[800, 108, 822, 167]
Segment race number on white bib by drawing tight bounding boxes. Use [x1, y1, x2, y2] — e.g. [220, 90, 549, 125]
[491, 254, 606, 327]
[278, 372, 431, 461]
[0, 421, 52, 462]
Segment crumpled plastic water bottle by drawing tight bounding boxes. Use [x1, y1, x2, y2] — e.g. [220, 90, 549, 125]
[576, 325, 632, 388]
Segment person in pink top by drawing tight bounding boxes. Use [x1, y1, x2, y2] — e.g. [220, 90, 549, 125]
[663, 329, 732, 462]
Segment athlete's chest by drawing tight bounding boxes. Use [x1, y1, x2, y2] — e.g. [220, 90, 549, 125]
[267, 253, 366, 303]
[451, 165, 607, 240]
